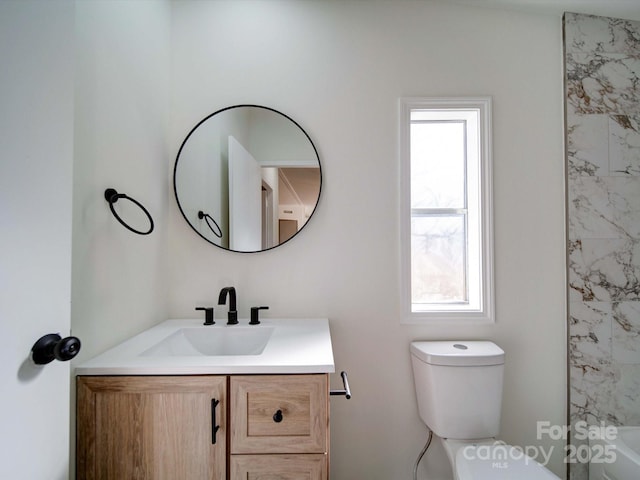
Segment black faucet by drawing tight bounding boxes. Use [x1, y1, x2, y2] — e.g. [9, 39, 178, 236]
[218, 286, 238, 325]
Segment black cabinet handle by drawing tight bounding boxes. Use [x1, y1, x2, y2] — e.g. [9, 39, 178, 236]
[211, 399, 221, 444]
[273, 409, 283, 423]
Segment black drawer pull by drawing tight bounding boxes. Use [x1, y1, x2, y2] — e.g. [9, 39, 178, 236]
[273, 409, 283, 423]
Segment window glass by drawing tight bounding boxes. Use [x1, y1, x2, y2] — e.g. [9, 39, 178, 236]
[411, 215, 466, 304]
[410, 121, 465, 209]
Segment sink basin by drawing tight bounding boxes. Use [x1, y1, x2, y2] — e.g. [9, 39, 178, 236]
[140, 326, 274, 357]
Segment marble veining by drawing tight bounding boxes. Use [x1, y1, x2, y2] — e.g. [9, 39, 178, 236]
[566, 53, 640, 115]
[566, 113, 609, 176]
[569, 237, 640, 302]
[569, 176, 640, 238]
[610, 114, 640, 174]
[565, 12, 640, 55]
[565, 12, 640, 480]
[612, 302, 640, 363]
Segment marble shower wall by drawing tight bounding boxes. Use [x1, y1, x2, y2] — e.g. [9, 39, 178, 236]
[565, 11, 640, 479]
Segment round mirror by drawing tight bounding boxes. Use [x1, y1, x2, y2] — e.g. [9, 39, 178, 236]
[174, 105, 322, 252]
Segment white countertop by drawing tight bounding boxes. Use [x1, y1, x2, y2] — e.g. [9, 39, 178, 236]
[75, 318, 335, 375]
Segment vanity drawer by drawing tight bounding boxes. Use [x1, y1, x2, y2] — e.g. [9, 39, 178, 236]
[230, 374, 328, 454]
[230, 454, 327, 480]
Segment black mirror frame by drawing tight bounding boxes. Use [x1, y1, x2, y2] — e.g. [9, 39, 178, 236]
[173, 104, 322, 253]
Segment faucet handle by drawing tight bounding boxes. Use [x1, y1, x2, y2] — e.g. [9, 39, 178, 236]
[196, 307, 215, 325]
[250, 306, 269, 325]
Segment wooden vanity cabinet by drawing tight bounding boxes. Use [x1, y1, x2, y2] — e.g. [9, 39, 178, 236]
[77, 373, 329, 480]
[76, 376, 227, 480]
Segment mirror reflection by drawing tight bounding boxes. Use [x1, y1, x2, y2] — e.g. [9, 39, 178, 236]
[174, 105, 321, 252]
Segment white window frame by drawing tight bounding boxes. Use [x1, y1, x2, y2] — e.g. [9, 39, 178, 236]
[400, 97, 494, 323]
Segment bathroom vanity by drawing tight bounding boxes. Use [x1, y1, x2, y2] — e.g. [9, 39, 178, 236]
[75, 319, 335, 479]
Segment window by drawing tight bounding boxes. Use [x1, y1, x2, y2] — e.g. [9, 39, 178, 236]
[400, 97, 494, 322]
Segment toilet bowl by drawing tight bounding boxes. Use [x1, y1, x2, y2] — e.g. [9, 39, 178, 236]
[410, 341, 560, 479]
[443, 438, 560, 479]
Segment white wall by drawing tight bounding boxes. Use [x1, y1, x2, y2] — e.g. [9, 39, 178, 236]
[168, 1, 566, 479]
[71, 0, 171, 363]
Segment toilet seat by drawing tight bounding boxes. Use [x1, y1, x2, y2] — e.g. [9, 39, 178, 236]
[455, 443, 560, 479]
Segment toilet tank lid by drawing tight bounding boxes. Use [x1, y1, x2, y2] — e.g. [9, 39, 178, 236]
[410, 341, 504, 366]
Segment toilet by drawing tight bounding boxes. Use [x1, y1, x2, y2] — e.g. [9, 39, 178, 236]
[410, 341, 560, 479]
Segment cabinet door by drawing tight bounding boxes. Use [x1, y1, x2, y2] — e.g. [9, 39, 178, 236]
[230, 454, 327, 480]
[77, 376, 226, 480]
[230, 374, 328, 454]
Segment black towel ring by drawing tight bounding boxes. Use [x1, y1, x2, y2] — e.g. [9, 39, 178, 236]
[104, 188, 154, 235]
[198, 211, 223, 238]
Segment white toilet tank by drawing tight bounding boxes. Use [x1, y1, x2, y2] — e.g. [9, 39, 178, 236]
[410, 341, 505, 440]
